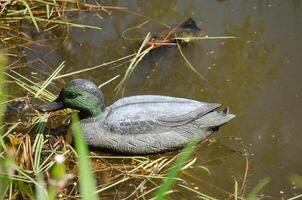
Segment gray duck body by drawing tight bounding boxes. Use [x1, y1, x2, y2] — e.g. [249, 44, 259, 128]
[38, 79, 235, 155]
[79, 95, 235, 154]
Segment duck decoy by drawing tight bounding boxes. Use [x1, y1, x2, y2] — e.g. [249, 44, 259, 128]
[38, 79, 235, 155]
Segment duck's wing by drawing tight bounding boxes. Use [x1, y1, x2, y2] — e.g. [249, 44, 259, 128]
[103, 95, 220, 134]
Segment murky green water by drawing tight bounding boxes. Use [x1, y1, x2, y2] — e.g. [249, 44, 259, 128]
[6, 0, 302, 199]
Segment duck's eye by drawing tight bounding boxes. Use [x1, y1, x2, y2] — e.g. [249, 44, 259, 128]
[68, 92, 79, 99]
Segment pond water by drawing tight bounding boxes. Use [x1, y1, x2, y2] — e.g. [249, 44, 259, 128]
[6, 0, 302, 199]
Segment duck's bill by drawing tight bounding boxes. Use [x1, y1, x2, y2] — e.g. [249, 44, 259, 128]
[37, 101, 64, 112]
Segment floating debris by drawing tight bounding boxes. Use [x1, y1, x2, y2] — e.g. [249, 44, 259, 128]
[147, 18, 202, 47]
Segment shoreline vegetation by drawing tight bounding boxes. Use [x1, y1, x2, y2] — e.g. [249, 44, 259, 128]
[0, 1, 301, 199]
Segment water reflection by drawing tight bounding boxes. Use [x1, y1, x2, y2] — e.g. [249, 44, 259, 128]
[207, 17, 283, 109]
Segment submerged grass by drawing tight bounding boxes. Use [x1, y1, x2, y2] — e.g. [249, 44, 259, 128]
[246, 178, 270, 200]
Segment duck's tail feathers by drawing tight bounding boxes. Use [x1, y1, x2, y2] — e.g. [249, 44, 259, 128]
[195, 107, 235, 129]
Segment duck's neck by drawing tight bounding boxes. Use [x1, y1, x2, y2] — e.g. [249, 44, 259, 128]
[79, 106, 102, 119]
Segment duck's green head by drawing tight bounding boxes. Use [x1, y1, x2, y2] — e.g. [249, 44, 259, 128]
[38, 79, 105, 118]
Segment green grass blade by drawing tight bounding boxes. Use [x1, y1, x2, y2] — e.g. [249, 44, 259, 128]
[234, 180, 238, 200]
[46, 4, 50, 19]
[32, 114, 48, 173]
[35, 61, 65, 98]
[0, 122, 21, 152]
[36, 173, 48, 200]
[6, 71, 56, 101]
[20, 0, 40, 32]
[0, 53, 7, 133]
[246, 177, 270, 200]
[71, 113, 98, 200]
[173, 36, 236, 41]
[153, 132, 203, 200]
[34, 17, 102, 30]
[114, 34, 153, 94]
[55, 53, 134, 79]
[0, 52, 8, 199]
[98, 75, 120, 88]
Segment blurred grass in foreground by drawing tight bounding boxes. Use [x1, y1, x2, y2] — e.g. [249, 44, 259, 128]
[0, 52, 8, 200]
[0, 52, 7, 126]
[153, 131, 215, 200]
[71, 113, 98, 200]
